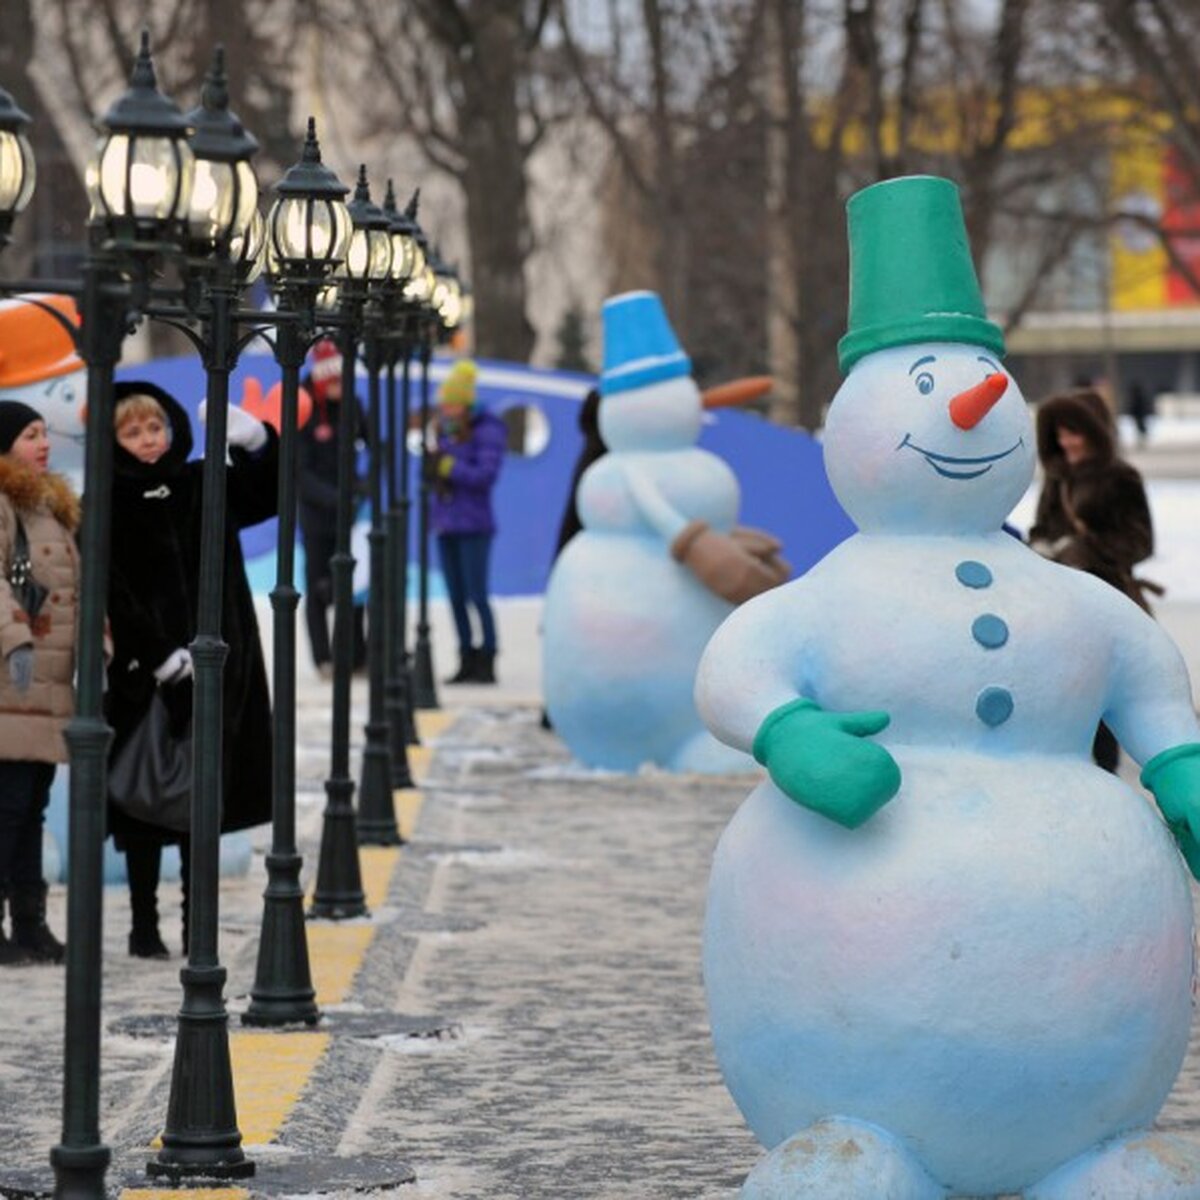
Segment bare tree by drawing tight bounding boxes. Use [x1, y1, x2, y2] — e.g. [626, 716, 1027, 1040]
[344, 0, 562, 363]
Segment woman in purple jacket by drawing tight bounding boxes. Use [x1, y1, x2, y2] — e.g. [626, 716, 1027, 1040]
[429, 360, 506, 683]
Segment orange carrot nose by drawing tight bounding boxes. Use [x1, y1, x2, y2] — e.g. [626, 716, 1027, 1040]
[949, 372, 1008, 430]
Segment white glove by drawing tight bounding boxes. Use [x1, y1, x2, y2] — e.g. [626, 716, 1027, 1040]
[198, 400, 268, 452]
[153, 648, 193, 685]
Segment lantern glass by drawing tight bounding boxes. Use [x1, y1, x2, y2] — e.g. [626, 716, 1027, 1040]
[316, 280, 340, 311]
[97, 131, 193, 221]
[231, 207, 264, 280]
[409, 240, 426, 283]
[0, 131, 34, 212]
[188, 157, 258, 243]
[405, 260, 433, 303]
[367, 227, 392, 280]
[346, 225, 369, 279]
[389, 231, 415, 283]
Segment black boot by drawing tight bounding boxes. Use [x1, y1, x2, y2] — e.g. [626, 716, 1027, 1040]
[126, 841, 169, 959]
[0, 886, 30, 966]
[471, 651, 497, 684]
[444, 648, 478, 685]
[11, 881, 64, 964]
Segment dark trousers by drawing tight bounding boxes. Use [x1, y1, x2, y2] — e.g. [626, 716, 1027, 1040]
[125, 835, 190, 941]
[0, 761, 55, 890]
[437, 533, 497, 654]
[302, 523, 366, 668]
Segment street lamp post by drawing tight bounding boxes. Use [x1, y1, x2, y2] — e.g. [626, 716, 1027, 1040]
[380, 182, 419, 775]
[406, 211, 440, 712]
[147, 45, 260, 1183]
[243, 119, 350, 1024]
[311, 166, 390, 917]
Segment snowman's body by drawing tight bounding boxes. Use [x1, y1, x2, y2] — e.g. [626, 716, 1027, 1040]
[544, 362, 748, 772]
[703, 534, 1195, 1195]
[698, 330, 1200, 1196]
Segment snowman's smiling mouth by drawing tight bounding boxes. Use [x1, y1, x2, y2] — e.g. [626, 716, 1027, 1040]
[896, 433, 1024, 480]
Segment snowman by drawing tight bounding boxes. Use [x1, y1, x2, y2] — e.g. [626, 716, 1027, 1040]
[543, 291, 774, 772]
[0, 294, 86, 486]
[696, 176, 1200, 1199]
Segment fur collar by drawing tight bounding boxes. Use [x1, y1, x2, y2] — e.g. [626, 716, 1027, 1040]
[0, 457, 81, 531]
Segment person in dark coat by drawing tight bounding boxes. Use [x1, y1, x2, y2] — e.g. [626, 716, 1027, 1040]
[428, 359, 506, 684]
[553, 388, 606, 557]
[1128, 380, 1154, 446]
[105, 381, 277, 958]
[297, 338, 366, 678]
[1029, 387, 1157, 774]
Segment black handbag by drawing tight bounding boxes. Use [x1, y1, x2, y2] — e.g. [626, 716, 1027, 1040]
[108, 690, 192, 831]
[8, 517, 48, 622]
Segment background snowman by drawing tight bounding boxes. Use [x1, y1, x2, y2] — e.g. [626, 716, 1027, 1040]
[543, 290, 785, 772]
[0, 295, 86, 487]
[696, 175, 1200, 1199]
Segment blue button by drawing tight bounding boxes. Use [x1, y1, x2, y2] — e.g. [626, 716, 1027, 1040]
[976, 687, 1014, 727]
[972, 614, 1009, 649]
[956, 561, 993, 588]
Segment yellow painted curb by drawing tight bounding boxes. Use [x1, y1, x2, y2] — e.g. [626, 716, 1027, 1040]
[416, 709, 455, 741]
[396, 788, 423, 841]
[407, 744, 433, 780]
[359, 845, 401, 911]
[230, 1031, 331, 1146]
[307, 923, 375, 1007]
[123, 1191, 249, 1200]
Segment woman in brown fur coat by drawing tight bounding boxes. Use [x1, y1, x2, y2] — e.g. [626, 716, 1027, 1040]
[1030, 388, 1156, 772]
[0, 400, 79, 965]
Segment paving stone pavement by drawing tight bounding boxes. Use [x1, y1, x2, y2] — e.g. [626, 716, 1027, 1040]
[6, 685, 1200, 1198]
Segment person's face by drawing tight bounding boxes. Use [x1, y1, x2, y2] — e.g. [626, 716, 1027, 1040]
[1056, 424, 1091, 466]
[7, 420, 50, 473]
[117, 411, 170, 464]
[323, 374, 342, 402]
[440, 402, 470, 430]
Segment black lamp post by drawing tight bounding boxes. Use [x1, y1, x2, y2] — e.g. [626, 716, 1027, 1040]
[406, 212, 440, 712]
[382, 185, 422, 765]
[0, 32, 199, 1200]
[243, 117, 350, 1025]
[358, 181, 419, 834]
[310, 166, 390, 918]
[146, 44, 261, 1184]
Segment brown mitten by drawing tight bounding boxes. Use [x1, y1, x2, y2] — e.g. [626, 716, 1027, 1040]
[730, 525, 791, 589]
[672, 520, 790, 605]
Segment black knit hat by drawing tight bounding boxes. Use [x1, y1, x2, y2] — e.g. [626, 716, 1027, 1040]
[0, 400, 44, 454]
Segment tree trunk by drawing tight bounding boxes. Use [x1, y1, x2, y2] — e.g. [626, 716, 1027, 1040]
[456, 7, 536, 363]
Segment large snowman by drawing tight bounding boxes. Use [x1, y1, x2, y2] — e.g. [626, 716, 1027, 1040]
[543, 291, 752, 772]
[697, 176, 1200, 1199]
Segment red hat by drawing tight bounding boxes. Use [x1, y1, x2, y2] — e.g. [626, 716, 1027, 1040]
[308, 338, 342, 399]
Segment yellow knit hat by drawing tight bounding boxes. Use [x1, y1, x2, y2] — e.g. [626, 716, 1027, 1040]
[438, 359, 478, 408]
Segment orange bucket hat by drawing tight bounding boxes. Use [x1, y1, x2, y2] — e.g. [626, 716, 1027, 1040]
[0, 294, 83, 389]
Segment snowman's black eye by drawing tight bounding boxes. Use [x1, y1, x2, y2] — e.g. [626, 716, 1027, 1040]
[915, 372, 934, 396]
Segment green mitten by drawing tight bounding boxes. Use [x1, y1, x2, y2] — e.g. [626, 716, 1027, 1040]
[752, 697, 901, 828]
[1141, 742, 1200, 880]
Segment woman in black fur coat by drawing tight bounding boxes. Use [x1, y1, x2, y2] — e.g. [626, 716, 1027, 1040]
[105, 381, 277, 957]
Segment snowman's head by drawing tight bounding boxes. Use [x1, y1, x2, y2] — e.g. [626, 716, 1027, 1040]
[824, 341, 1034, 535]
[598, 374, 702, 453]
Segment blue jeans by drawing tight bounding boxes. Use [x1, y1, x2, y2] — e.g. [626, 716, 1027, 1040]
[437, 533, 497, 654]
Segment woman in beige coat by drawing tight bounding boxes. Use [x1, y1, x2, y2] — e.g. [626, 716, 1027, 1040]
[0, 400, 79, 965]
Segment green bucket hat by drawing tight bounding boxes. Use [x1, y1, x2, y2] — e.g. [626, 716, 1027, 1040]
[837, 175, 1005, 374]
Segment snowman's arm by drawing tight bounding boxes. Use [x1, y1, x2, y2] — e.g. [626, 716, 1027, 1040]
[621, 462, 688, 542]
[1103, 601, 1200, 765]
[695, 582, 811, 751]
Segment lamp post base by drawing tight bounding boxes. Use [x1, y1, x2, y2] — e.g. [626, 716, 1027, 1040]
[244, 852, 320, 1027]
[49, 1143, 110, 1200]
[412, 632, 438, 711]
[310, 779, 368, 920]
[146, 963, 252, 1181]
